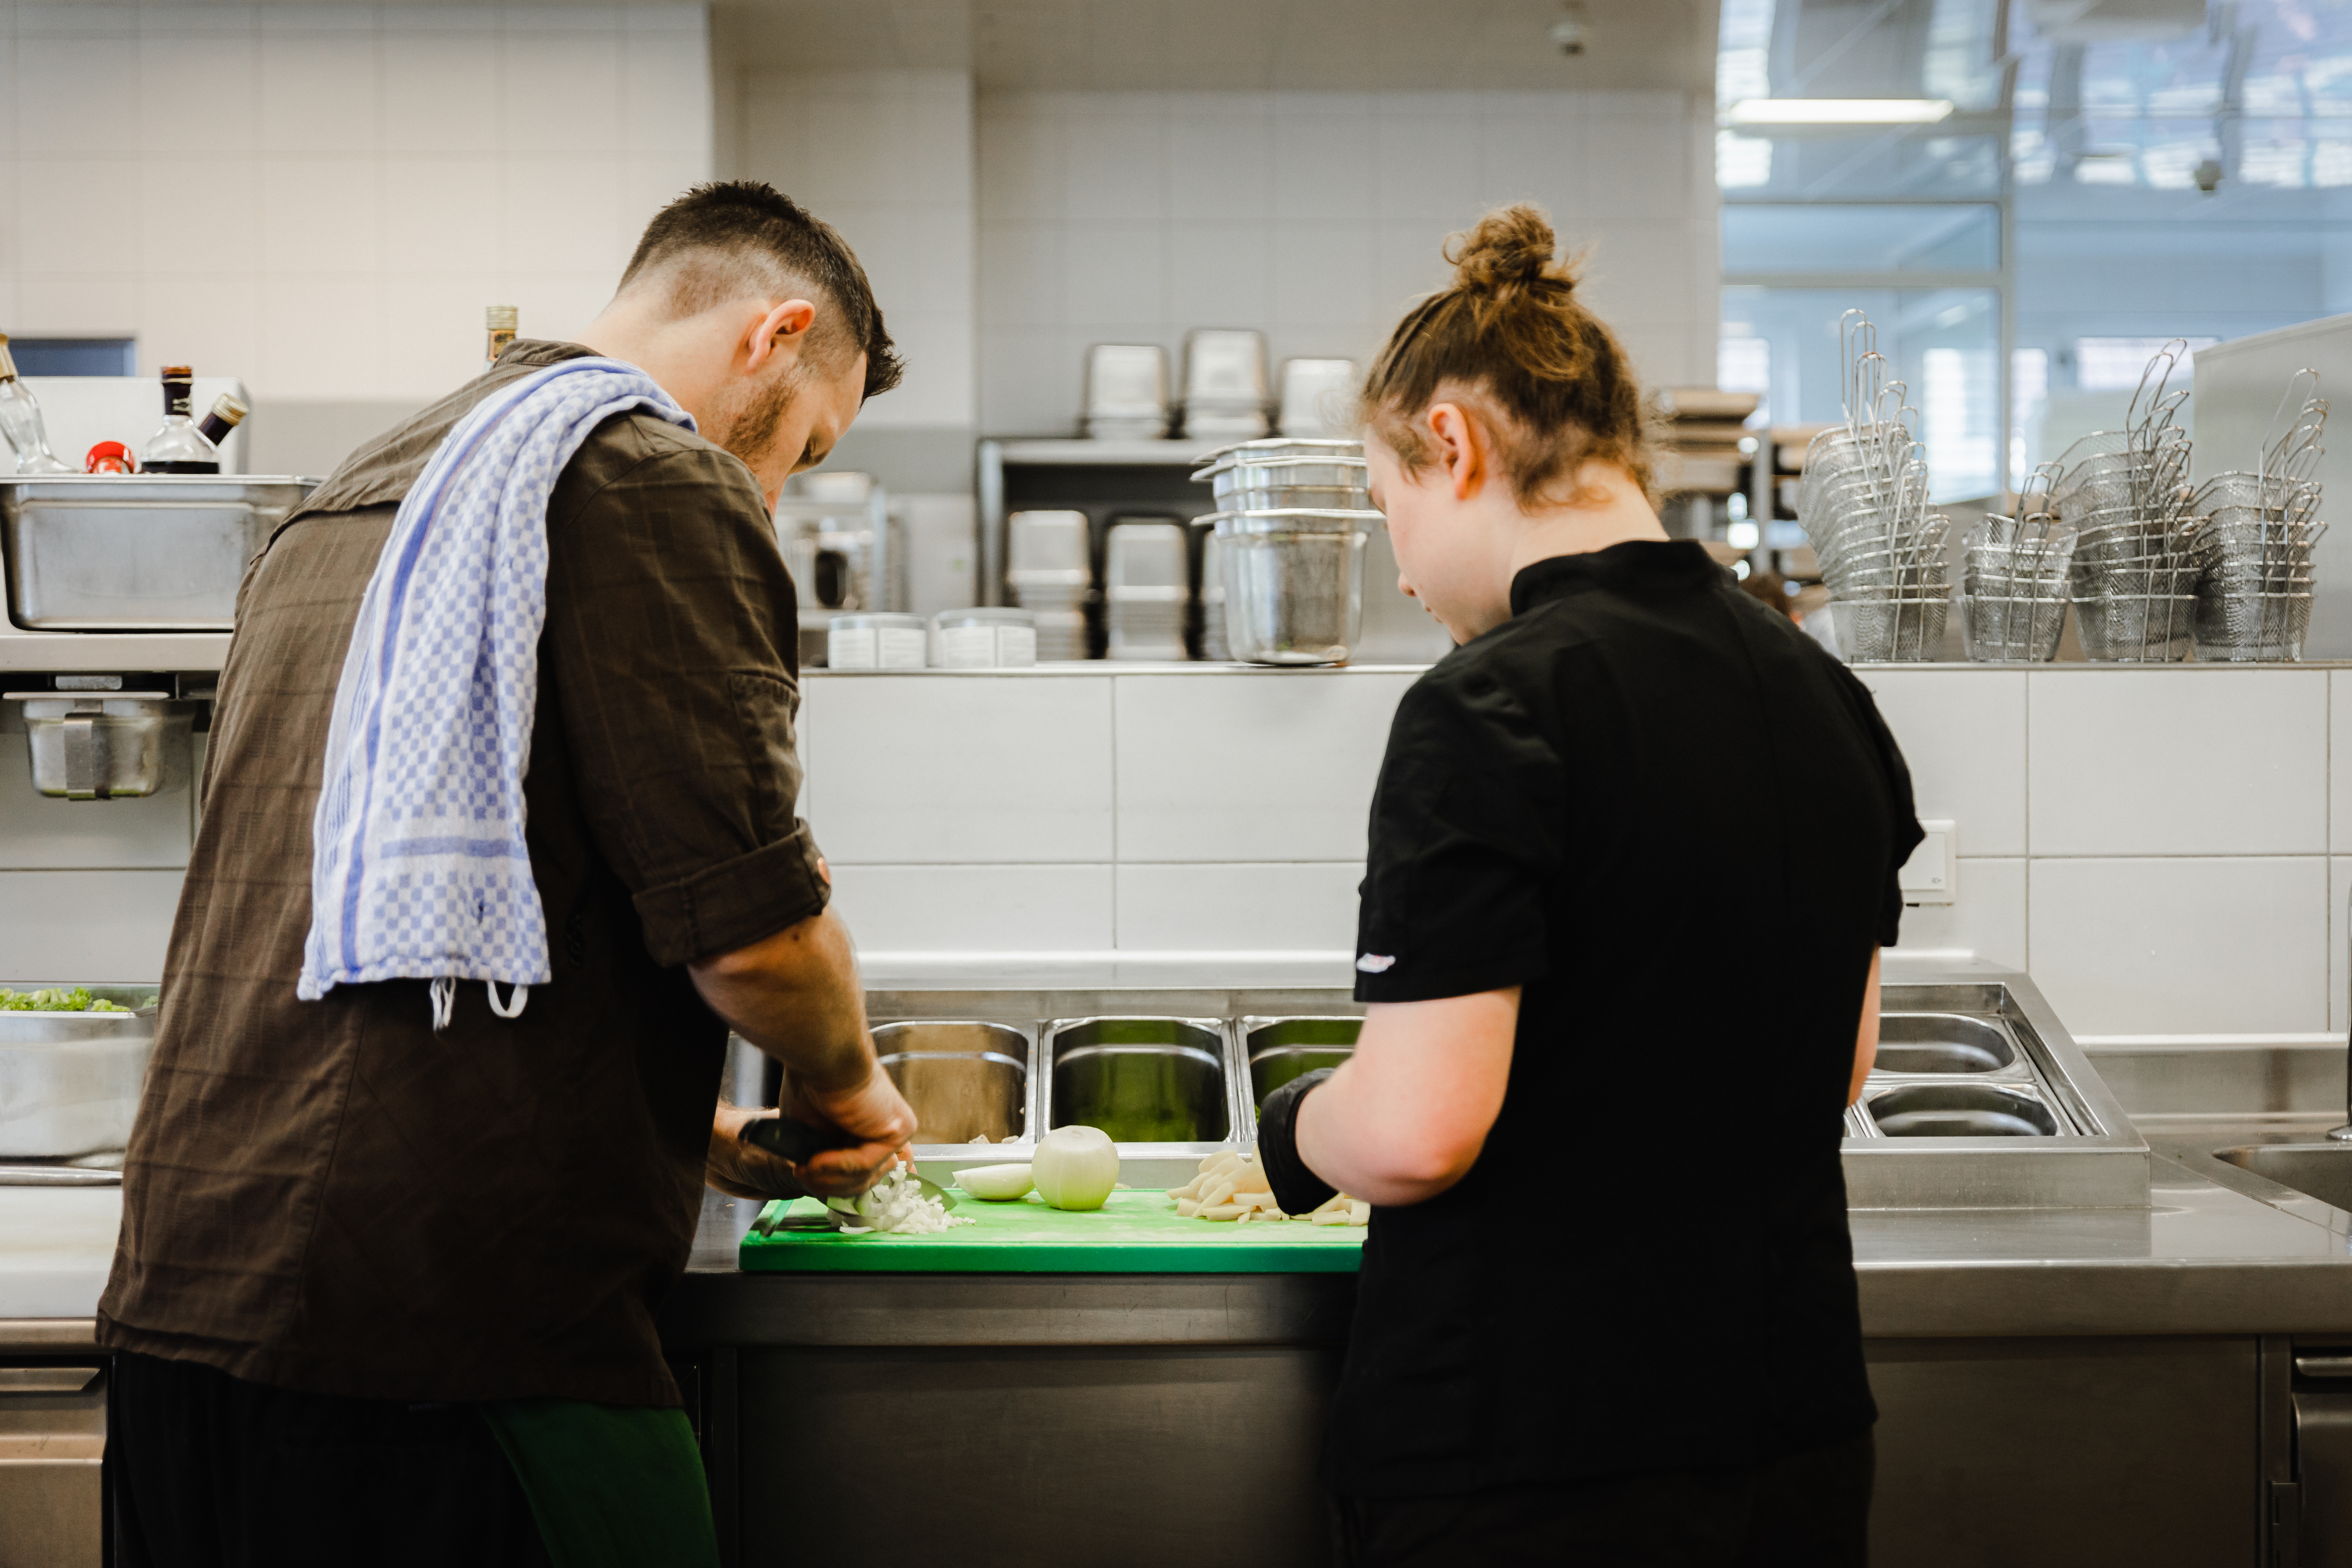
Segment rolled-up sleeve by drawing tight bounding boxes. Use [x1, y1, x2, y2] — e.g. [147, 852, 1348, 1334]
[541, 426, 830, 966]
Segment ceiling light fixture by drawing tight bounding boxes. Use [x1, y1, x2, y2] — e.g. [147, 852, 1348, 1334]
[1727, 98, 1956, 126]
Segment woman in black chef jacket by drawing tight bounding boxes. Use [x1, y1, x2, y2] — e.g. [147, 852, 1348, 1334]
[1255, 206, 1923, 1567]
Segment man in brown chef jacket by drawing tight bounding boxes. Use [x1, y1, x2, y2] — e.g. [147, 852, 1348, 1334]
[94, 182, 913, 1567]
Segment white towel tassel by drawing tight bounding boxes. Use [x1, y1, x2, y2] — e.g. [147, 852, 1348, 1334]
[487, 980, 530, 1019]
[429, 976, 456, 1032]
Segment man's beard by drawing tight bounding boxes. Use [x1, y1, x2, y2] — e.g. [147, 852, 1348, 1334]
[704, 367, 801, 472]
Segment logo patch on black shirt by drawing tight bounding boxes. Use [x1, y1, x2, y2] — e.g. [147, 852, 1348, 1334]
[1356, 953, 1396, 974]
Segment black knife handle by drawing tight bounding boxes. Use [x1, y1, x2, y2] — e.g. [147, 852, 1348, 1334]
[741, 1113, 861, 1165]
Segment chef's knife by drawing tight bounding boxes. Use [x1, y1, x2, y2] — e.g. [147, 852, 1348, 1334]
[739, 1111, 861, 1165]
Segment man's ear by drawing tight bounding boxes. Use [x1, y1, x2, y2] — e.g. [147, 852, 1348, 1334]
[744, 298, 818, 372]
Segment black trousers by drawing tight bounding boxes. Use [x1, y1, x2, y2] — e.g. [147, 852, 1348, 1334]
[107, 1351, 551, 1568]
[1331, 1428, 1875, 1568]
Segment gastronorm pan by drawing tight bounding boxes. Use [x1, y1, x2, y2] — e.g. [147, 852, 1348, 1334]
[1239, 1016, 1360, 1121]
[2, 475, 320, 631]
[1043, 1017, 1233, 1144]
[873, 1021, 1030, 1145]
[1859, 1081, 2062, 1138]
[1870, 1013, 2028, 1077]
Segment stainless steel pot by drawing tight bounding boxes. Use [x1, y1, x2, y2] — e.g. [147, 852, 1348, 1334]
[1207, 508, 1380, 665]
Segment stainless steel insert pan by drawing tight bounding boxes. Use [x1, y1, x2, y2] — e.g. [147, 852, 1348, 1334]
[2, 475, 320, 631]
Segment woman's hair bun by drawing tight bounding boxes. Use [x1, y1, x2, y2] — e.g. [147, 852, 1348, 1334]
[1446, 204, 1571, 295]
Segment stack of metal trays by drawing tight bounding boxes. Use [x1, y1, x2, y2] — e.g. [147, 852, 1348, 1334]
[1796, 312, 1951, 663]
[2054, 342, 2202, 662]
[1957, 467, 2075, 663]
[1191, 439, 1382, 665]
[2188, 369, 2328, 662]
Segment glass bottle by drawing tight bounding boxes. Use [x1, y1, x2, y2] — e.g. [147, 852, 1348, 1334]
[0, 335, 72, 475]
[486, 305, 518, 368]
[195, 393, 248, 447]
[138, 365, 219, 475]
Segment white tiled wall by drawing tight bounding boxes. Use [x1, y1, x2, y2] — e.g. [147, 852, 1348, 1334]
[802, 663, 2352, 1039]
[1863, 667, 2346, 1041]
[799, 667, 1405, 957]
[735, 67, 975, 431]
[9, 662, 2352, 1044]
[976, 87, 1719, 436]
[0, 3, 712, 404]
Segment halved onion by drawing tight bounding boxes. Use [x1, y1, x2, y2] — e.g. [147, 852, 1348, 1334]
[954, 1163, 1035, 1201]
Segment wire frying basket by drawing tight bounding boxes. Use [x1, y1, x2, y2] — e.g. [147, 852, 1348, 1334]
[2055, 340, 2205, 662]
[2188, 368, 2327, 662]
[1958, 464, 2074, 662]
[1796, 311, 1952, 662]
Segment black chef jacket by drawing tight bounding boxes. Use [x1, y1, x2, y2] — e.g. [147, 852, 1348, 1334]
[1331, 539, 1923, 1498]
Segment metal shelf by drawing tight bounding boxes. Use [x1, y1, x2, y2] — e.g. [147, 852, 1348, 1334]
[993, 438, 1229, 468]
[0, 629, 228, 673]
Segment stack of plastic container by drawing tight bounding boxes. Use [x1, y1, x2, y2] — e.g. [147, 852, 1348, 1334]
[1179, 330, 1271, 442]
[1004, 509, 1092, 660]
[1103, 518, 1189, 660]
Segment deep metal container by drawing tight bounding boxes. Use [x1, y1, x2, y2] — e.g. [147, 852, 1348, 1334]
[1871, 1014, 2020, 1075]
[0, 985, 158, 1160]
[1208, 509, 1379, 665]
[1, 475, 319, 630]
[12, 695, 195, 799]
[873, 1021, 1029, 1145]
[1240, 1016, 1360, 1118]
[1044, 1017, 1232, 1144]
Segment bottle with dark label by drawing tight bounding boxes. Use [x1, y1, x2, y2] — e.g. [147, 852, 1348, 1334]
[0, 334, 72, 475]
[195, 393, 248, 448]
[138, 365, 219, 475]
[487, 305, 518, 368]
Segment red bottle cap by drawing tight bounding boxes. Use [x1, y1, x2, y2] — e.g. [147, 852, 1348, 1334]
[84, 441, 134, 475]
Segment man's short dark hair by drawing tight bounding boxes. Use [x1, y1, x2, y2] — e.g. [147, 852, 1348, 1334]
[619, 180, 904, 401]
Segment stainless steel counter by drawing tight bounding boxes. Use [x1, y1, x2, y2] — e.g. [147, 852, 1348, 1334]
[658, 963, 2352, 1568]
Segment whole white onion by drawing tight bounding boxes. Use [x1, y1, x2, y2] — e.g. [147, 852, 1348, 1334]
[1032, 1124, 1120, 1210]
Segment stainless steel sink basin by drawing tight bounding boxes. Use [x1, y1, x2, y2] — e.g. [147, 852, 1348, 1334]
[2215, 1144, 2352, 1210]
[1242, 1016, 1359, 1115]
[1046, 1017, 1230, 1143]
[1864, 1083, 2058, 1137]
[1874, 1013, 2018, 1075]
[873, 1021, 1028, 1144]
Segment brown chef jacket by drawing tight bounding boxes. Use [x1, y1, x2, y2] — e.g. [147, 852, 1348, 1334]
[96, 340, 829, 1407]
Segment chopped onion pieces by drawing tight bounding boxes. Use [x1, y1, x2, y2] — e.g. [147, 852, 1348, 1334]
[842, 1168, 974, 1236]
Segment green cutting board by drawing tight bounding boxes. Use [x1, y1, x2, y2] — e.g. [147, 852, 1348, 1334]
[738, 1189, 1367, 1274]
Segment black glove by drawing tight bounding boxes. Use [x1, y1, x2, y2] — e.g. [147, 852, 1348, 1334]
[1256, 1068, 1339, 1217]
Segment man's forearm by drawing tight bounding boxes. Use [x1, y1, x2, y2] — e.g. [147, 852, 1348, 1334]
[688, 909, 873, 1090]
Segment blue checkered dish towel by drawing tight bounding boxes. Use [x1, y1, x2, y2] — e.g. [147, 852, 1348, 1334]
[299, 358, 697, 1028]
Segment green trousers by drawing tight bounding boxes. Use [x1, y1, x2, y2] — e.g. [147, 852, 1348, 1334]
[483, 1399, 721, 1568]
